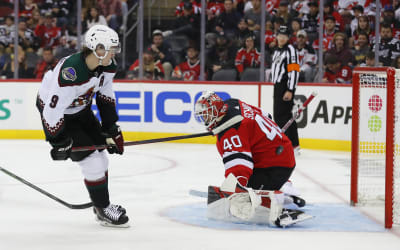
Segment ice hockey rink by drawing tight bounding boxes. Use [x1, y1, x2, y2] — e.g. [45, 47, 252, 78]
[1, 139, 400, 250]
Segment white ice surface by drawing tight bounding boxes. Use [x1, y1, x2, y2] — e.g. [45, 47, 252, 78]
[0, 140, 400, 250]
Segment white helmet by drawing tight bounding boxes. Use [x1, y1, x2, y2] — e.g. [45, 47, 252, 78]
[85, 25, 120, 63]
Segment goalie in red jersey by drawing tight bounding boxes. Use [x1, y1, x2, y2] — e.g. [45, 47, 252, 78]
[194, 91, 312, 227]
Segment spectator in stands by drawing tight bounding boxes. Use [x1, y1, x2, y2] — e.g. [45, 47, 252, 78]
[97, 0, 122, 31]
[26, 9, 40, 30]
[85, 6, 108, 31]
[172, 45, 202, 81]
[215, 0, 242, 39]
[34, 47, 58, 79]
[295, 30, 317, 82]
[322, 54, 352, 84]
[175, 0, 201, 17]
[163, 2, 200, 43]
[0, 16, 13, 51]
[12, 17, 39, 52]
[292, 0, 310, 18]
[302, 0, 319, 43]
[207, 0, 225, 16]
[352, 31, 371, 66]
[235, 33, 260, 75]
[381, 5, 400, 28]
[323, 2, 343, 31]
[0, 47, 34, 79]
[271, 0, 292, 28]
[350, 5, 364, 36]
[325, 32, 354, 67]
[34, 12, 62, 50]
[147, 29, 175, 80]
[205, 0, 224, 30]
[265, 17, 284, 53]
[352, 15, 375, 46]
[243, 0, 271, 37]
[372, 22, 400, 66]
[289, 18, 302, 44]
[54, 35, 78, 60]
[235, 18, 251, 48]
[20, 0, 39, 18]
[206, 34, 237, 80]
[233, 0, 245, 14]
[361, 51, 377, 67]
[39, 0, 72, 29]
[127, 51, 165, 80]
[312, 15, 336, 53]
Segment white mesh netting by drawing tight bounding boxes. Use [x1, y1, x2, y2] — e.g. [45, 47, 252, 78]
[357, 70, 400, 225]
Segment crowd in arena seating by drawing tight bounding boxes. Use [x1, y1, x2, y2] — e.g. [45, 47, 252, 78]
[0, 0, 129, 79]
[2, 0, 400, 83]
[130, 0, 400, 83]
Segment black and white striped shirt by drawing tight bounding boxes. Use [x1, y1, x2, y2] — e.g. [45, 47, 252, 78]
[271, 44, 300, 92]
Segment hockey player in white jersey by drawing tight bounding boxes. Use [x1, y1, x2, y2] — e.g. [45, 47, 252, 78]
[36, 25, 129, 227]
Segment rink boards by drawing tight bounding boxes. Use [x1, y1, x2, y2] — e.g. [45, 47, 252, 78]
[0, 80, 352, 151]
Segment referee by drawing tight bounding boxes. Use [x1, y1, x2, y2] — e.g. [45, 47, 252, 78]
[271, 25, 300, 153]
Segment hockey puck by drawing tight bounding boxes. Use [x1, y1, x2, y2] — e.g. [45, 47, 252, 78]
[276, 145, 284, 155]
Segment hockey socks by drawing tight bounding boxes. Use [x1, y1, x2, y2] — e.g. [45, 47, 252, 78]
[84, 172, 110, 208]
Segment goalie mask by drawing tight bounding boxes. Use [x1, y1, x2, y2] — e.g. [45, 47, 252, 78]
[195, 91, 226, 131]
[85, 25, 121, 65]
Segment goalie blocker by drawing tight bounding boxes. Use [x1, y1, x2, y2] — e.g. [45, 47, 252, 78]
[206, 174, 312, 227]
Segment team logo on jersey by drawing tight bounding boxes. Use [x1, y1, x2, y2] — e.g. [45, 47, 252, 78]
[62, 67, 77, 81]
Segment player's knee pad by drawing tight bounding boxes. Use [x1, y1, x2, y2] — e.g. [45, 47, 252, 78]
[78, 150, 109, 181]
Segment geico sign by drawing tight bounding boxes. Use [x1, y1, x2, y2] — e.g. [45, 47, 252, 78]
[93, 91, 230, 123]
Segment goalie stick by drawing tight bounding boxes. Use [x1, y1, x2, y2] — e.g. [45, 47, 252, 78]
[189, 189, 207, 198]
[0, 166, 93, 209]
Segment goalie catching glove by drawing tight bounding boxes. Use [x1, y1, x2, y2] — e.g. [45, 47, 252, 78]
[102, 124, 124, 154]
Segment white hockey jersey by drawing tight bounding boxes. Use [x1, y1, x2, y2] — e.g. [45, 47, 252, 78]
[37, 52, 117, 141]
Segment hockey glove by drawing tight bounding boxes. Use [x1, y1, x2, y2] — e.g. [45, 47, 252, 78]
[50, 138, 73, 161]
[102, 124, 124, 155]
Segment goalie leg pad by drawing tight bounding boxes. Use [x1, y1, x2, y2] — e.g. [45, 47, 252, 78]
[228, 188, 261, 220]
[257, 190, 284, 225]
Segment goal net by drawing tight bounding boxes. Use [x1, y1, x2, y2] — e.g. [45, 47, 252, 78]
[351, 67, 400, 228]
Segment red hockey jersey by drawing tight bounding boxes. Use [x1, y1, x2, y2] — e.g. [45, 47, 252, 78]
[172, 59, 201, 81]
[235, 48, 261, 73]
[215, 99, 295, 186]
[323, 65, 352, 83]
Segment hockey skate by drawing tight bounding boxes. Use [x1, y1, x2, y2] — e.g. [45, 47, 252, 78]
[274, 209, 313, 228]
[93, 204, 130, 228]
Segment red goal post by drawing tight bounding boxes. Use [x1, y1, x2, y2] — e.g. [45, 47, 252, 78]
[351, 67, 399, 228]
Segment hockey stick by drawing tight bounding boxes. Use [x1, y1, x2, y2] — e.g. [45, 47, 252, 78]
[281, 92, 317, 133]
[0, 166, 93, 209]
[72, 93, 316, 152]
[71, 131, 213, 152]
